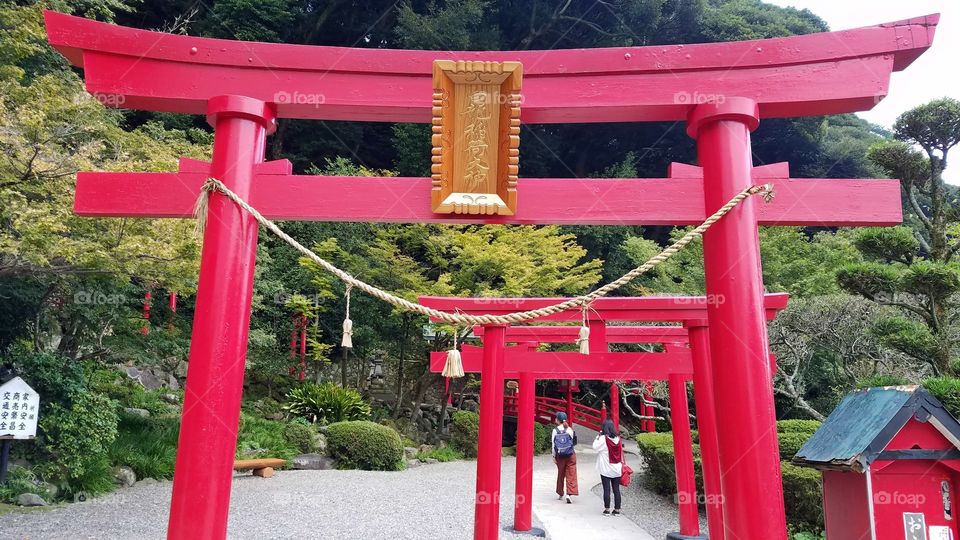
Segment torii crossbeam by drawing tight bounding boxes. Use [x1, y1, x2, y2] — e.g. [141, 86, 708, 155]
[44, 10, 936, 540]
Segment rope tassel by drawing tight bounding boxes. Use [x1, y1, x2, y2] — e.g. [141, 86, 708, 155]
[576, 304, 591, 355]
[442, 327, 465, 378]
[341, 284, 354, 349]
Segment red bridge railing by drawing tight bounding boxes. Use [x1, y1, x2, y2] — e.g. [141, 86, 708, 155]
[504, 395, 604, 432]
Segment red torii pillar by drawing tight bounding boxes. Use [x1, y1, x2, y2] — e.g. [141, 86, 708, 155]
[474, 324, 506, 540]
[685, 321, 724, 540]
[168, 96, 275, 539]
[689, 98, 786, 538]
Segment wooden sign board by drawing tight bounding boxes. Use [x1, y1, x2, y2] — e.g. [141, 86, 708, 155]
[431, 60, 522, 215]
[0, 377, 40, 440]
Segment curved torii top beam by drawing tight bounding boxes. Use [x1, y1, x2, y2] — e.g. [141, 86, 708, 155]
[44, 10, 937, 123]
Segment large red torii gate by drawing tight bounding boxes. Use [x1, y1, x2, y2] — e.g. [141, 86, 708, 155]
[423, 293, 787, 539]
[43, 10, 936, 540]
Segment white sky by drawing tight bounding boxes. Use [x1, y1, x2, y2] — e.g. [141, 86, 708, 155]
[767, 0, 959, 183]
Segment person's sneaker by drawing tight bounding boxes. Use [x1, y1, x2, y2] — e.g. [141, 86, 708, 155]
[612, 510, 621, 516]
[557, 495, 564, 501]
[565, 496, 572, 504]
[602, 510, 611, 516]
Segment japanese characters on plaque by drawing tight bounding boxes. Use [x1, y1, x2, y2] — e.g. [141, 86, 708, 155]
[0, 377, 40, 440]
[431, 60, 522, 216]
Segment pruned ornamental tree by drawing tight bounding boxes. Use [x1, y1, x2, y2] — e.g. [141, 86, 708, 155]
[838, 98, 960, 375]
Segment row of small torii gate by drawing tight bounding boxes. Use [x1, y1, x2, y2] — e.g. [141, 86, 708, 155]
[43, 10, 938, 540]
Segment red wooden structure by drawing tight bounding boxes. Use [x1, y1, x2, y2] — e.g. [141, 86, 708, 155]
[795, 387, 960, 540]
[423, 293, 788, 538]
[43, 9, 935, 540]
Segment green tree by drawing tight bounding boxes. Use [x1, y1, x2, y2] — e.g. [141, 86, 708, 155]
[839, 98, 960, 375]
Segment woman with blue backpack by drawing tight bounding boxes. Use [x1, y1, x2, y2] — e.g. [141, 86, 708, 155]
[551, 411, 579, 503]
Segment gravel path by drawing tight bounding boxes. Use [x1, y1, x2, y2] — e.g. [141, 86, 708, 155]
[0, 458, 541, 540]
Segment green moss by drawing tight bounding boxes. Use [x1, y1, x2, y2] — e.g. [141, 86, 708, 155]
[417, 445, 464, 462]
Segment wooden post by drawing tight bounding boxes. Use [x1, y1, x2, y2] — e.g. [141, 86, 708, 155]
[689, 97, 787, 540]
[0, 438, 11, 484]
[167, 95, 275, 540]
[686, 322, 724, 540]
[474, 324, 506, 540]
[668, 374, 703, 539]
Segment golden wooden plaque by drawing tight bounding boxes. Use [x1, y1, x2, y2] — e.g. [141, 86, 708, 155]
[432, 60, 522, 215]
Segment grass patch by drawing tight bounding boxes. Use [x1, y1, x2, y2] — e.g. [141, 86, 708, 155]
[108, 412, 180, 480]
[417, 446, 464, 462]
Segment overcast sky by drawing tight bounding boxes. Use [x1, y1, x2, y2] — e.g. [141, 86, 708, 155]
[766, 0, 958, 182]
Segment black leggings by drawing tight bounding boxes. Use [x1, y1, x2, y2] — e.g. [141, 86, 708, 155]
[601, 475, 622, 510]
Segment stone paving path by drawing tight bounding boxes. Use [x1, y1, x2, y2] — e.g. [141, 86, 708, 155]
[530, 440, 657, 540]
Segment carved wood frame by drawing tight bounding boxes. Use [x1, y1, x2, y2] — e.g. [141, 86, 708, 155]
[431, 60, 522, 215]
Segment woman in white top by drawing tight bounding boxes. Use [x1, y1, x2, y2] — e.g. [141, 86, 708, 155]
[592, 419, 623, 516]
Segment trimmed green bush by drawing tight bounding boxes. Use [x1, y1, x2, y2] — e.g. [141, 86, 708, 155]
[283, 421, 318, 453]
[781, 462, 824, 533]
[284, 382, 371, 424]
[326, 421, 405, 471]
[776, 420, 821, 435]
[450, 411, 480, 458]
[636, 430, 825, 533]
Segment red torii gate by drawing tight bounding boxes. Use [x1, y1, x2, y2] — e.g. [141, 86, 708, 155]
[43, 10, 935, 540]
[423, 294, 787, 539]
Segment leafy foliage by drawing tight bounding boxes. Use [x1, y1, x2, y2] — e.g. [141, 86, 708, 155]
[108, 412, 179, 480]
[325, 421, 405, 471]
[922, 377, 960, 418]
[450, 411, 480, 458]
[283, 383, 371, 424]
[40, 392, 119, 482]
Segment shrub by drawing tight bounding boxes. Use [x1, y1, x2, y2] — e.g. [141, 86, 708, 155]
[776, 420, 821, 435]
[283, 421, 317, 453]
[11, 349, 85, 413]
[781, 462, 824, 533]
[108, 412, 179, 480]
[41, 393, 119, 482]
[450, 411, 480, 458]
[326, 421, 404, 471]
[533, 422, 552, 454]
[417, 445, 464, 462]
[776, 420, 821, 459]
[856, 374, 909, 388]
[923, 377, 960, 418]
[636, 431, 824, 533]
[283, 383, 371, 424]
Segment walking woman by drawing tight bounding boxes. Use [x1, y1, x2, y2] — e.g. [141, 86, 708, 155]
[551, 412, 579, 503]
[593, 419, 623, 516]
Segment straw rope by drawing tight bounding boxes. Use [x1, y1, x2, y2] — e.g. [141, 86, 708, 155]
[194, 178, 774, 325]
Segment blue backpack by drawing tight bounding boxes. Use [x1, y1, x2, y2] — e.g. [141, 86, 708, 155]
[554, 427, 575, 456]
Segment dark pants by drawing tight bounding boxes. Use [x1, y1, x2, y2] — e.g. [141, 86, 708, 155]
[601, 475, 621, 510]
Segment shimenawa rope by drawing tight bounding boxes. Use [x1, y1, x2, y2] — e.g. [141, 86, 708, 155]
[193, 178, 773, 327]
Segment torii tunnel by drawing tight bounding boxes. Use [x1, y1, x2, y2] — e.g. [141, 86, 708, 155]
[423, 293, 788, 539]
[44, 9, 936, 540]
